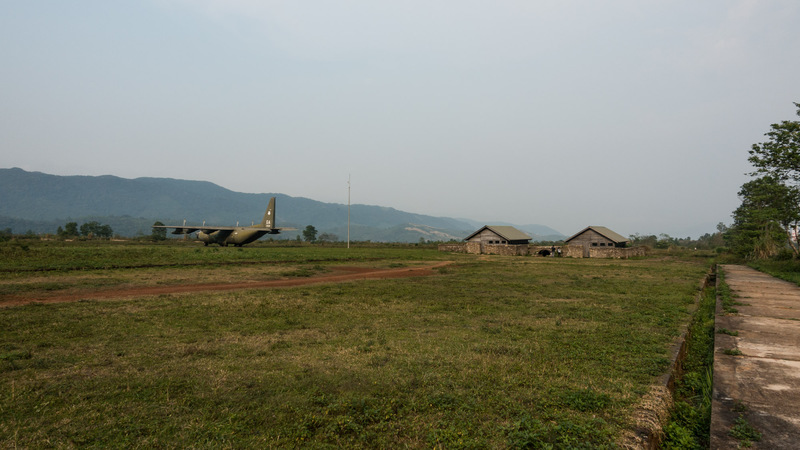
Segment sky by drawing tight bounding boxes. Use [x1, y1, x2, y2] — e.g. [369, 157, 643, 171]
[2, 1, 799, 238]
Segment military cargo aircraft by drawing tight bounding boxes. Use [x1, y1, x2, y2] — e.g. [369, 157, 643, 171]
[154, 197, 295, 246]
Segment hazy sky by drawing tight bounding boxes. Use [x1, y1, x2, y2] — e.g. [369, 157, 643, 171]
[3, 1, 799, 237]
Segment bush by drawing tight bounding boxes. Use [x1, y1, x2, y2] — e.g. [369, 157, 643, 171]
[774, 248, 795, 260]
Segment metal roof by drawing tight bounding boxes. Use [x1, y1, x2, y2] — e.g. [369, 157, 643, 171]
[564, 226, 629, 243]
[464, 225, 532, 242]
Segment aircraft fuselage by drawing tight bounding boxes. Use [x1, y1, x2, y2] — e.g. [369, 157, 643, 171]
[197, 228, 280, 247]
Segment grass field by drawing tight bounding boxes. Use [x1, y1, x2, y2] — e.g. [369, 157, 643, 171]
[1, 242, 710, 448]
[747, 259, 800, 286]
[0, 240, 444, 272]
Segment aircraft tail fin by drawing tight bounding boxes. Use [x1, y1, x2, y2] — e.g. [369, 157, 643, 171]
[260, 197, 276, 229]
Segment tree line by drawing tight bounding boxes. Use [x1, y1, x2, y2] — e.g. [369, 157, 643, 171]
[56, 221, 114, 239]
[629, 225, 727, 251]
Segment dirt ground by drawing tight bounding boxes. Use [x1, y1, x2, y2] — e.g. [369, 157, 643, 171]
[0, 262, 452, 308]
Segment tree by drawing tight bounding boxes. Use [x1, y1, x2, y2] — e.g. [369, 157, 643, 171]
[80, 221, 98, 237]
[748, 102, 800, 184]
[725, 176, 800, 258]
[693, 223, 727, 250]
[97, 224, 113, 238]
[317, 232, 339, 243]
[79, 221, 114, 239]
[302, 225, 318, 242]
[628, 233, 657, 248]
[152, 221, 167, 241]
[63, 222, 79, 237]
[655, 233, 679, 249]
[728, 103, 800, 259]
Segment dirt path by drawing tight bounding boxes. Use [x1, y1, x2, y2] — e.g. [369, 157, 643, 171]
[1, 261, 453, 307]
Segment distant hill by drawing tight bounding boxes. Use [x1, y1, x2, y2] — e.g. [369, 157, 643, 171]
[0, 168, 566, 242]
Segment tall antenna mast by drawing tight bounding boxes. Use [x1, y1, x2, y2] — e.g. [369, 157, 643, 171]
[347, 175, 351, 249]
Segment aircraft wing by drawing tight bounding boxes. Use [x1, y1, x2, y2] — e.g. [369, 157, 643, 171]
[153, 225, 237, 235]
[232, 226, 298, 235]
[153, 225, 296, 235]
[265, 227, 297, 235]
[152, 225, 196, 235]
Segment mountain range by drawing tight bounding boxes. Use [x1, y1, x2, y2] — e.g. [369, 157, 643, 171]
[0, 168, 566, 243]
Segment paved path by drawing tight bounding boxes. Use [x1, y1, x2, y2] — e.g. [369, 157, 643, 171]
[712, 265, 800, 448]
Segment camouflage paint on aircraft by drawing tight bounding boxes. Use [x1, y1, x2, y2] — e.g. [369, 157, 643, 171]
[154, 197, 295, 246]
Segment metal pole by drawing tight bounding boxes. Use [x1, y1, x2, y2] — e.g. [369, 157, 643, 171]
[347, 175, 351, 249]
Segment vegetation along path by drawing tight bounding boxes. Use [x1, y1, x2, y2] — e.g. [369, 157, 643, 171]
[712, 265, 800, 448]
[0, 261, 452, 307]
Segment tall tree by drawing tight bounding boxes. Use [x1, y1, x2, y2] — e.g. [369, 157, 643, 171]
[748, 102, 800, 184]
[63, 222, 79, 237]
[152, 221, 167, 241]
[97, 224, 113, 238]
[80, 221, 99, 237]
[302, 225, 318, 242]
[729, 103, 800, 259]
[726, 176, 800, 258]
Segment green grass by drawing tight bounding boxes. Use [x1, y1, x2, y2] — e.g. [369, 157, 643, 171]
[0, 240, 447, 272]
[1, 244, 709, 447]
[730, 416, 762, 447]
[717, 328, 739, 336]
[662, 283, 716, 449]
[748, 259, 800, 285]
[717, 271, 738, 315]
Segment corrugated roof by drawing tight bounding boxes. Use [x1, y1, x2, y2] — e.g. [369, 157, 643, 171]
[464, 225, 532, 242]
[564, 226, 628, 243]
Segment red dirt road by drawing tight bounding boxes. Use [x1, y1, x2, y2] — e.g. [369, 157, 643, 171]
[1, 262, 452, 307]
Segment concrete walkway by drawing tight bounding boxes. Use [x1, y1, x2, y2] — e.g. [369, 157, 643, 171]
[712, 265, 800, 448]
